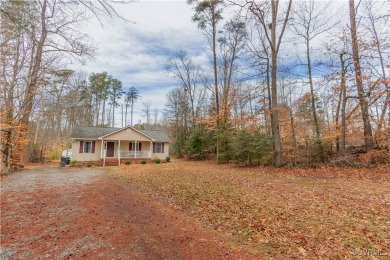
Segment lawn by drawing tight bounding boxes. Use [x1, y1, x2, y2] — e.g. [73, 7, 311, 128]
[111, 161, 390, 258]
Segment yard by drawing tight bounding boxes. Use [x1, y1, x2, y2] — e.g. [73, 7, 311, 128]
[0, 165, 242, 259]
[112, 160, 390, 258]
[1, 161, 389, 259]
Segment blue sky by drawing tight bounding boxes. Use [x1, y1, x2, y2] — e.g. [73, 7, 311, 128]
[81, 1, 206, 126]
[80, 0, 389, 127]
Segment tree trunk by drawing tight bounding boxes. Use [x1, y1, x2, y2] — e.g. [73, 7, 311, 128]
[340, 53, 347, 157]
[211, 7, 220, 161]
[125, 104, 128, 126]
[271, 49, 282, 167]
[131, 100, 134, 126]
[20, 0, 47, 127]
[102, 98, 106, 126]
[1, 28, 22, 174]
[289, 106, 297, 166]
[349, 0, 374, 151]
[306, 41, 321, 138]
[335, 79, 343, 155]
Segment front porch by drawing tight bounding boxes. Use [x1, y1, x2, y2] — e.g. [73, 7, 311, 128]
[100, 140, 152, 166]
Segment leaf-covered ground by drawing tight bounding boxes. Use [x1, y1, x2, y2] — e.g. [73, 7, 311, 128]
[112, 161, 390, 258]
[1, 166, 242, 259]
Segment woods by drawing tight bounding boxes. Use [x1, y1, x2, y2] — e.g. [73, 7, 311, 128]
[165, 0, 389, 166]
[0, 0, 123, 173]
[1, 0, 389, 174]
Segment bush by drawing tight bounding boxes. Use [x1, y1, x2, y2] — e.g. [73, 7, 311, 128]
[186, 125, 211, 160]
[165, 156, 170, 162]
[233, 130, 273, 166]
[86, 161, 94, 167]
[70, 160, 77, 167]
[125, 160, 131, 165]
[140, 160, 146, 164]
[153, 158, 161, 164]
[217, 129, 233, 163]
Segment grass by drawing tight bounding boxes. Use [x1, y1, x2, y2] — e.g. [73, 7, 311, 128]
[111, 160, 390, 258]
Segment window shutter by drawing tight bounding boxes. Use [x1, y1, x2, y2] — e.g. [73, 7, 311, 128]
[129, 142, 132, 151]
[79, 141, 84, 153]
[153, 143, 156, 153]
[162, 143, 164, 153]
[92, 141, 96, 153]
[139, 143, 142, 151]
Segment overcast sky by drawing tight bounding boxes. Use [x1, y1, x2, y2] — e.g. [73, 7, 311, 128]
[81, 0, 205, 127]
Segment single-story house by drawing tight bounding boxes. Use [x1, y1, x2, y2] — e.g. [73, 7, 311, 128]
[70, 125, 170, 166]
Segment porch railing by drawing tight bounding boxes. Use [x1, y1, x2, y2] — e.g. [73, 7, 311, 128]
[103, 150, 151, 158]
[120, 151, 150, 158]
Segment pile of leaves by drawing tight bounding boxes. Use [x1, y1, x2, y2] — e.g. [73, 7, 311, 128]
[112, 161, 390, 258]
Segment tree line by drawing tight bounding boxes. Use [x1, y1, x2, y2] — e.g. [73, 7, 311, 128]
[0, 0, 135, 173]
[164, 0, 389, 166]
[1, 0, 389, 174]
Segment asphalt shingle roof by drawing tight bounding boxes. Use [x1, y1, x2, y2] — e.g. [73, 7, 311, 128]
[70, 125, 170, 142]
[139, 129, 170, 142]
[70, 125, 119, 139]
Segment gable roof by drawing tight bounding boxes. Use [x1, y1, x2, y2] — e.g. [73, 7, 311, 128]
[70, 125, 119, 139]
[139, 129, 170, 142]
[70, 125, 170, 142]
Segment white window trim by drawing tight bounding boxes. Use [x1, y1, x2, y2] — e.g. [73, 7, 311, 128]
[84, 141, 92, 153]
[155, 143, 162, 153]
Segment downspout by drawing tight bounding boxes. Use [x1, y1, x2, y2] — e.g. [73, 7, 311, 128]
[100, 138, 104, 166]
[103, 141, 106, 167]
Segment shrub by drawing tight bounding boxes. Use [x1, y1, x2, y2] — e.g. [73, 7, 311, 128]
[165, 156, 170, 162]
[86, 161, 94, 167]
[153, 158, 161, 164]
[217, 129, 233, 163]
[70, 160, 77, 167]
[140, 160, 146, 164]
[125, 160, 131, 165]
[233, 130, 273, 166]
[186, 125, 211, 160]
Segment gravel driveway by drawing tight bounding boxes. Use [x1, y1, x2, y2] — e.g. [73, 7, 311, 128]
[1, 166, 240, 259]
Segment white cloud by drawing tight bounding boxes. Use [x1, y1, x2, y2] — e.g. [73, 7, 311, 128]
[79, 1, 209, 126]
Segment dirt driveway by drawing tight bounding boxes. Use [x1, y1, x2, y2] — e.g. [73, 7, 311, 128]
[1, 166, 242, 259]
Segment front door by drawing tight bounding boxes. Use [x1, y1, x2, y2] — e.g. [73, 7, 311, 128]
[106, 142, 115, 157]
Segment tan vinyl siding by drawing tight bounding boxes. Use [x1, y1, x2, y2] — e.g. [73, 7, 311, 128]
[72, 140, 102, 161]
[103, 128, 151, 141]
[152, 143, 169, 159]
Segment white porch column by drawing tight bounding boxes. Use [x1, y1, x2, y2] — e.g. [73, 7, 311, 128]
[103, 141, 106, 167]
[150, 141, 153, 158]
[118, 140, 121, 166]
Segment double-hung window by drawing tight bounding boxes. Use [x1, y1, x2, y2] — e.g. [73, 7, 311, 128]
[153, 143, 164, 153]
[79, 141, 94, 154]
[155, 143, 162, 153]
[84, 141, 92, 153]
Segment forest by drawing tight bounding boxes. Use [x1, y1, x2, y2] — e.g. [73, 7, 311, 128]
[1, 0, 389, 174]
